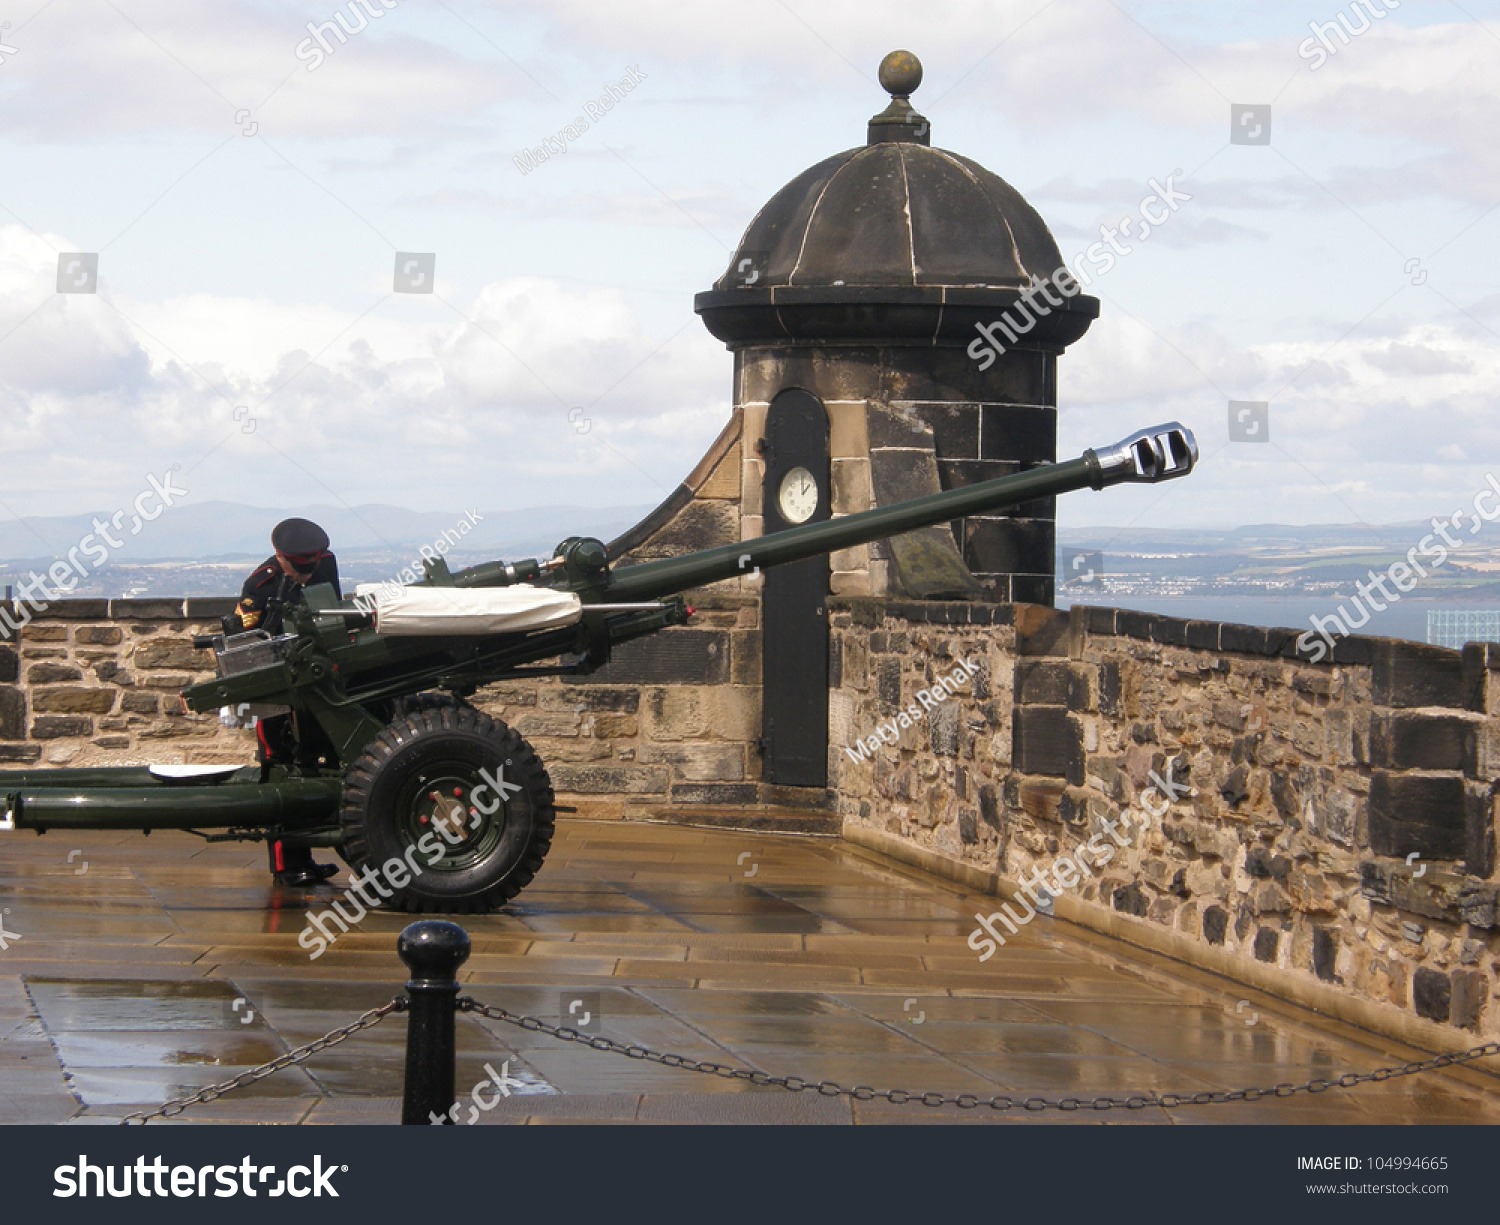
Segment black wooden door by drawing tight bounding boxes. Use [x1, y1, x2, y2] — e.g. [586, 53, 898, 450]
[760, 387, 830, 787]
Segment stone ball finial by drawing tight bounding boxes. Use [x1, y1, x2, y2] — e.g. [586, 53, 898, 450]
[868, 51, 929, 145]
[878, 50, 923, 99]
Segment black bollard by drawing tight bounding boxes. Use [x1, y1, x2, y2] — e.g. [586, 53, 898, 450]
[397, 920, 471, 1126]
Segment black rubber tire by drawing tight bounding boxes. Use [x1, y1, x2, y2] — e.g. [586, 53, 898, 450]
[338, 706, 555, 913]
[397, 692, 472, 716]
[371, 690, 473, 729]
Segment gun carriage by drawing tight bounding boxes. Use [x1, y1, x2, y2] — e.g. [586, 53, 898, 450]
[0, 424, 1196, 912]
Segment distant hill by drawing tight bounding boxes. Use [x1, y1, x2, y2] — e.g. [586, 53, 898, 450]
[0, 502, 655, 598]
[1058, 521, 1500, 599]
[8, 507, 1495, 603]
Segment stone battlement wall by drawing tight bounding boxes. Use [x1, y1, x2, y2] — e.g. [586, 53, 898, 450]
[0, 596, 787, 825]
[0, 599, 242, 766]
[3, 594, 1497, 1048]
[830, 599, 1500, 1049]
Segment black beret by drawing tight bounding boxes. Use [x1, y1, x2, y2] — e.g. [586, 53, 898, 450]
[271, 518, 331, 563]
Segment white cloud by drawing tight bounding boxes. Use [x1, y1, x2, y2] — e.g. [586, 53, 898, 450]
[0, 0, 516, 140]
[1058, 307, 1500, 527]
[1362, 338, 1474, 376]
[498, 0, 1500, 206]
[0, 225, 729, 515]
[0, 3, 1495, 543]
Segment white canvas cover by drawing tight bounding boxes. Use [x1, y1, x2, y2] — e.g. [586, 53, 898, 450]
[364, 584, 583, 636]
[149, 764, 241, 780]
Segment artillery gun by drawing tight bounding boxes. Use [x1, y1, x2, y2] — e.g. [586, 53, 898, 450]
[0, 423, 1197, 912]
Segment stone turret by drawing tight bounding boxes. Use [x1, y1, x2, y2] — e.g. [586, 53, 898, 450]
[691, 49, 1097, 604]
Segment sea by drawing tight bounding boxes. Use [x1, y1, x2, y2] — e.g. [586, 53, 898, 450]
[1055, 595, 1500, 650]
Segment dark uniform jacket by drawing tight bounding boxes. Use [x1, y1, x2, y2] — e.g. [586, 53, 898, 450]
[232, 554, 342, 635]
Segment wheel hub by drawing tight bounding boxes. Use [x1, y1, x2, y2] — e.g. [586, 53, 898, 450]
[423, 786, 473, 844]
[406, 768, 507, 871]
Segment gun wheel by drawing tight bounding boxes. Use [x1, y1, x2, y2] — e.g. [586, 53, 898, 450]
[338, 706, 555, 914]
[397, 692, 473, 715]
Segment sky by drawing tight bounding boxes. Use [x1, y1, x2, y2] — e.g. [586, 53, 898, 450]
[0, 0, 1497, 549]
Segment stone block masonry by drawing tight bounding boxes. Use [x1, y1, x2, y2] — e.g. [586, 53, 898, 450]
[0, 406, 778, 815]
[0, 599, 245, 765]
[478, 593, 813, 825]
[0, 594, 784, 825]
[6, 591, 1500, 1049]
[831, 599, 1500, 1049]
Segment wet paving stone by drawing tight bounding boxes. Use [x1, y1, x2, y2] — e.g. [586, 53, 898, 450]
[1, 822, 1498, 1123]
[27, 978, 250, 1032]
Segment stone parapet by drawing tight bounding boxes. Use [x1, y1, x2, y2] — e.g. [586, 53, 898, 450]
[0, 594, 785, 823]
[830, 599, 1500, 1044]
[7, 590, 1500, 1045]
[0, 598, 240, 765]
[485, 593, 787, 820]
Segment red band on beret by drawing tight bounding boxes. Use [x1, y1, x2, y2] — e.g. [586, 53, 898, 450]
[279, 550, 330, 568]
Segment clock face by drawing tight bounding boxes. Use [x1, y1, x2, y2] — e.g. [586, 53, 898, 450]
[777, 466, 819, 524]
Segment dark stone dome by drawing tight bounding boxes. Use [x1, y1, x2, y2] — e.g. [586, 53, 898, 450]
[711, 143, 1066, 293]
[696, 51, 1097, 351]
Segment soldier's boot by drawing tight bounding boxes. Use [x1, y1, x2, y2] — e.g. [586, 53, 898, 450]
[270, 839, 339, 887]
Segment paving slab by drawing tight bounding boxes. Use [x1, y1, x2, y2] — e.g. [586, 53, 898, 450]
[1, 821, 1497, 1124]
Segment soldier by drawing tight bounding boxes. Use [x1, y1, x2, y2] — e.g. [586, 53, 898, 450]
[231, 517, 342, 636]
[228, 518, 343, 887]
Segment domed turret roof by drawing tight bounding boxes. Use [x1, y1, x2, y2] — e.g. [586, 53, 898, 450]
[711, 146, 1064, 292]
[696, 51, 1096, 349]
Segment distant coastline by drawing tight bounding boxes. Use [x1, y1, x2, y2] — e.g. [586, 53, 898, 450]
[1055, 519, 1500, 646]
[1053, 593, 1500, 647]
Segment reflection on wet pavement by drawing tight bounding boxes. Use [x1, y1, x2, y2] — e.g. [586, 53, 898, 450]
[1, 821, 1498, 1123]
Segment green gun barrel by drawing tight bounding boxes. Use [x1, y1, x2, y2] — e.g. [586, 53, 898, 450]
[602, 422, 1196, 602]
[5, 775, 343, 832]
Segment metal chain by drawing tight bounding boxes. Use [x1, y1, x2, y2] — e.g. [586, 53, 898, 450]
[119, 997, 408, 1125]
[459, 998, 1500, 1112]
